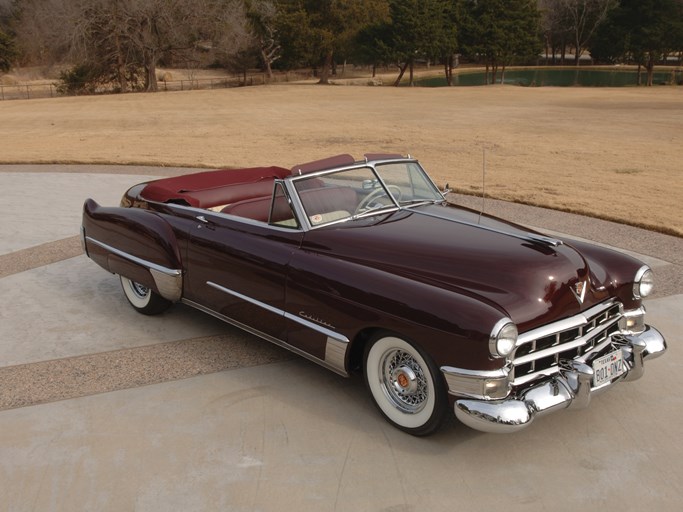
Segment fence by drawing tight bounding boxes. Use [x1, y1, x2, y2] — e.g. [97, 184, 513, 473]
[0, 70, 313, 101]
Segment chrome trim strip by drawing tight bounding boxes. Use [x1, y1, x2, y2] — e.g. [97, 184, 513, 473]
[512, 367, 560, 387]
[149, 268, 183, 302]
[181, 298, 349, 377]
[159, 202, 306, 233]
[85, 236, 182, 301]
[514, 316, 620, 365]
[80, 226, 88, 255]
[206, 281, 349, 344]
[286, 312, 350, 343]
[207, 280, 281, 314]
[85, 236, 181, 277]
[516, 299, 618, 346]
[411, 209, 563, 248]
[324, 337, 349, 374]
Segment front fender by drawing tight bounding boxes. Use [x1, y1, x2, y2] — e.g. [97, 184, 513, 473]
[82, 199, 183, 301]
[287, 251, 508, 372]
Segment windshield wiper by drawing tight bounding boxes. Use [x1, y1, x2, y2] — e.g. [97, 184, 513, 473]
[399, 198, 444, 208]
[350, 204, 397, 221]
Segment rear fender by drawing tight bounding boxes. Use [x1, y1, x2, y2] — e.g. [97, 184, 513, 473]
[82, 198, 183, 301]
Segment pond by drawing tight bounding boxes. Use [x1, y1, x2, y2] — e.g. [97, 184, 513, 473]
[413, 68, 681, 87]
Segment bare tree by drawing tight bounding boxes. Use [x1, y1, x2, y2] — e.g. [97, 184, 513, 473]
[557, 0, 617, 64]
[245, 0, 280, 79]
[16, 0, 252, 92]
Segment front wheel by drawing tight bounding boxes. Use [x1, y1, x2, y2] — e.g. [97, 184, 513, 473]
[120, 276, 172, 315]
[363, 333, 448, 436]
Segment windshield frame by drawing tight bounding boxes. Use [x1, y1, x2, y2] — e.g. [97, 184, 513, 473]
[284, 158, 446, 231]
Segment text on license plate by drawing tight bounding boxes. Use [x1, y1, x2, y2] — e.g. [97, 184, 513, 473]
[593, 349, 626, 387]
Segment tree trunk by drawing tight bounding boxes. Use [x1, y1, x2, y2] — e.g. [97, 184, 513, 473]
[114, 33, 127, 93]
[393, 62, 408, 86]
[646, 53, 655, 86]
[145, 62, 158, 92]
[318, 51, 333, 84]
[260, 48, 273, 81]
[544, 37, 549, 65]
[408, 59, 414, 86]
[444, 55, 453, 86]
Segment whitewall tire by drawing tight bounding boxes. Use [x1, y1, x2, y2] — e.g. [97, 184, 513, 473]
[120, 276, 171, 315]
[364, 333, 447, 436]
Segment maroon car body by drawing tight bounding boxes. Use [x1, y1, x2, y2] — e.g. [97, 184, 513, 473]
[82, 153, 666, 435]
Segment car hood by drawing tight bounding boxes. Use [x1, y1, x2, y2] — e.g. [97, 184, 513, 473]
[302, 203, 610, 330]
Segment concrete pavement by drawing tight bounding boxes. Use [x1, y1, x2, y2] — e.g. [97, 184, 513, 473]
[0, 166, 681, 511]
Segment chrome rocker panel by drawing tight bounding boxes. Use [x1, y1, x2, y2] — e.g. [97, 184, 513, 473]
[452, 326, 667, 433]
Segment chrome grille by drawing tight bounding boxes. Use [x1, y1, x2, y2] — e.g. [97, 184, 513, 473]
[512, 300, 622, 386]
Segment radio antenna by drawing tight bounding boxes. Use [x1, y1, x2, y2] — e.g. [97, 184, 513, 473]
[479, 148, 486, 223]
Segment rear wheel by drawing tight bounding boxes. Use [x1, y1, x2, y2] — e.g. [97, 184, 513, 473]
[120, 276, 171, 315]
[363, 333, 448, 436]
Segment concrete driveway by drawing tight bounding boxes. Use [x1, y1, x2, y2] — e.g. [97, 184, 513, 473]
[1, 165, 681, 512]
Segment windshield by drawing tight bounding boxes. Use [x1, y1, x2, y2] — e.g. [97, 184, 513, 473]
[375, 162, 444, 205]
[291, 161, 444, 227]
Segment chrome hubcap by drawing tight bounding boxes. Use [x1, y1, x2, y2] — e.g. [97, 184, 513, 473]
[380, 349, 428, 414]
[130, 281, 149, 299]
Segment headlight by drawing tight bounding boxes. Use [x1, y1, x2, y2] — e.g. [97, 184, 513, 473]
[633, 266, 654, 299]
[489, 318, 518, 358]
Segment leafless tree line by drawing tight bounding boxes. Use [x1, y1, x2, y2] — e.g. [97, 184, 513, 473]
[539, 0, 617, 64]
[13, 0, 276, 92]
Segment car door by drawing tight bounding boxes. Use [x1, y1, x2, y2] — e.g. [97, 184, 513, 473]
[184, 196, 303, 342]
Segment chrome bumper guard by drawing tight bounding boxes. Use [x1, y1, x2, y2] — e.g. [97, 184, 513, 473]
[449, 326, 667, 434]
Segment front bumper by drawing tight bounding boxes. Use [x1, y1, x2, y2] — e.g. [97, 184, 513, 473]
[448, 326, 667, 433]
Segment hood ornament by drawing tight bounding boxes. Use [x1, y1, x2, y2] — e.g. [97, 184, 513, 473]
[572, 280, 588, 304]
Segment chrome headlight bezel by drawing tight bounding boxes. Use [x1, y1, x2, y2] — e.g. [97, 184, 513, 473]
[489, 318, 518, 359]
[633, 266, 654, 299]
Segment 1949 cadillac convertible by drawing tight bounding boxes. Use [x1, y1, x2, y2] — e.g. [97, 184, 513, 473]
[81, 153, 667, 436]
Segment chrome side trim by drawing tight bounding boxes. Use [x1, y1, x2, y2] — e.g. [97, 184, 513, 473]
[149, 268, 183, 302]
[287, 312, 350, 343]
[324, 337, 349, 375]
[80, 226, 88, 255]
[206, 281, 349, 344]
[207, 280, 282, 315]
[181, 298, 350, 377]
[411, 209, 563, 248]
[85, 236, 182, 301]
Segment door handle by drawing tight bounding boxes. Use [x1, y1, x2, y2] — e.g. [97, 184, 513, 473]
[196, 215, 215, 229]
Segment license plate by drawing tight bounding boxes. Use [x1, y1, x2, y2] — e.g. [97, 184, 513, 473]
[593, 349, 626, 387]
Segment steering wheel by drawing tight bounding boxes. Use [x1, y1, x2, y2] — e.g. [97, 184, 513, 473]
[355, 185, 403, 214]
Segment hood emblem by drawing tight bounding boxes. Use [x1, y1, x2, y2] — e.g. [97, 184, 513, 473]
[572, 280, 587, 304]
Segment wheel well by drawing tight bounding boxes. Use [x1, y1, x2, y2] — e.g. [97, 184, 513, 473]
[348, 327, 381, 374]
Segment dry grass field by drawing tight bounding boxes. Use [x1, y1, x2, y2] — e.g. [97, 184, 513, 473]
[0, 82, 681, 235]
